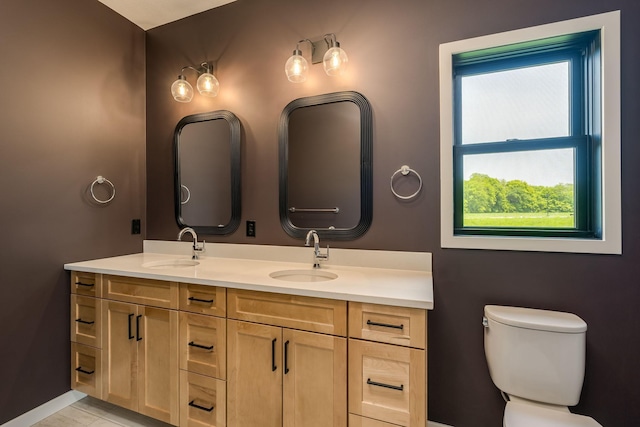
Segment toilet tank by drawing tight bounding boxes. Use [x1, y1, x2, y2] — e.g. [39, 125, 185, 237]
[483, 305, 587, 406]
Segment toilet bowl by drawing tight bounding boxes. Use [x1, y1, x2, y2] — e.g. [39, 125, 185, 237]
[483, 305, 603, 427]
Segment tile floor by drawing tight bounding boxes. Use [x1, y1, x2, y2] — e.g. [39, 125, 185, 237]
[32, 397, 173, 427]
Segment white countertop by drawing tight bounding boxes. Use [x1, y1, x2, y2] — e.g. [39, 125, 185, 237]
[64, 241, 434, 310]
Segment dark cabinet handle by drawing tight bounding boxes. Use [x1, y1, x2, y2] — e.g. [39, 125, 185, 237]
[189, 400, 214, 412]
[75, 282, 94, 288]
[367, 319, 404, 330]
[271, 338, 277, 372]
[128, 313, 134, 339]
[284, 340, 290, 374]
[188, 296, 214, 304]
[75, 367, 95, 375]
[136, 315, 142, 341]
[75, 318, 95, 325]
[188, 341, 214, 351]
[367, 378, 404, 391]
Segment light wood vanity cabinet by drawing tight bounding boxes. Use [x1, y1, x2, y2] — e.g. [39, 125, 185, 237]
[348, 302, 428, 427]
[70, 272, 102, 399]
[227, 289, 348, 427]
[99, 275, 180, 425]
[70, 272, 428, 427]
[178, 283, 227, 427]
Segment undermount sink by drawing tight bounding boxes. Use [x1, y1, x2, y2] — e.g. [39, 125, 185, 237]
[142, 259, 200, 269]
[269, 269, 338, 282]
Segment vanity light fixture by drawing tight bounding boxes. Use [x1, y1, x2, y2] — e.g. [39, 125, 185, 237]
[171, 62, 219, 102]
[285, 33, 348, 83]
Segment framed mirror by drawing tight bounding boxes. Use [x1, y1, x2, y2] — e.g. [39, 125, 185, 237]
[174, 110, 241, 235]
[278, 91, 372, 240]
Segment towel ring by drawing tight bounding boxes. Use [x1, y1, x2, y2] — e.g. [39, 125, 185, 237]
[90, 176, 116, 204]
[390, 165, 422, 200]
[180, 184, 191, 205]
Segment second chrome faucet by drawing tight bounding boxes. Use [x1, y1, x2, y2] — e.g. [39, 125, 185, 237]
[305, 230, 329, 268]
[177, 227, 206, 259]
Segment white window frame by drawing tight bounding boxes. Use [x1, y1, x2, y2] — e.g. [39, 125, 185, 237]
[439, 11, 621, 254]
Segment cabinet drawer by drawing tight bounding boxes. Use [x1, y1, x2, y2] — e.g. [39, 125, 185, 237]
[180, 371, 226, 427]
[349, 414, 401, 427]
[180, 312, 226, 379]
[71, 342, 102, 399]
[227, 289, 347, 336]
[349, 340, 426, 426]
[103, 275, 179, 309]
[71, 271, 101, 297]
[349, 302, 426, 349]
[180, 283, 226, 317]
[71, 295, 102, 348]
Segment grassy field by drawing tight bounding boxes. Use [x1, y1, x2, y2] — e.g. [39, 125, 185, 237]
[464, 212, 574, 228]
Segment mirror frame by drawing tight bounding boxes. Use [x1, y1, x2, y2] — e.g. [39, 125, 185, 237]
[174, 110, 241, 235]
[278, 91, 373, 240]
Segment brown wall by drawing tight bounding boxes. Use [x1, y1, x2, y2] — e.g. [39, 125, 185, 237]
[147, 1, 640, 426]
[0, 0, 146, 423]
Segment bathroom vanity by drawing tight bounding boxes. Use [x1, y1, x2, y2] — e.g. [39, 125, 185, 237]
[66, 241, 433, 427]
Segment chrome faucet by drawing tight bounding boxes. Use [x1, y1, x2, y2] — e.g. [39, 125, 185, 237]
[305, 230, 329, 268]
[177, 227, 205, 259]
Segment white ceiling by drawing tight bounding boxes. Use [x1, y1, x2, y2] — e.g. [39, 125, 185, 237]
[98, 0, 237, 30]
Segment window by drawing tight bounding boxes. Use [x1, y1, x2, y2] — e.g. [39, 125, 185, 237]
[440, 12, 621, 254]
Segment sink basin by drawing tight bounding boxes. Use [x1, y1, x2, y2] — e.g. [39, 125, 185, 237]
[269, 269, 338, 282]
[142, 259, 200, 269]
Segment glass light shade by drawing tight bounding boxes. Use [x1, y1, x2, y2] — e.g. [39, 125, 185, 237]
[285, 50, 308, 83]
[323, 46, 348, 76]
[197, 72, 220, 97]
[171, 77, 193, 102]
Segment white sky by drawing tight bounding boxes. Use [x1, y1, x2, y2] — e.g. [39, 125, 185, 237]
[461, 62, 574, 186]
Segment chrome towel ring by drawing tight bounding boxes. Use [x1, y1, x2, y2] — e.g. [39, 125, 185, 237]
[90, 176, 116, 204]
[390, 165, 422, 200]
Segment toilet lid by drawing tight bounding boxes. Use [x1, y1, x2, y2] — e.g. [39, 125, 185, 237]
[504, 401, 602, 427]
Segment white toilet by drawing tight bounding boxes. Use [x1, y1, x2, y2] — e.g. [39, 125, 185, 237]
[483, 305, 603, 427]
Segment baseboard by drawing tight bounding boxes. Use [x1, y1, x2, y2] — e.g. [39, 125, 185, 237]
[429, 421, 454, 427]
[1, 390, 86, 427]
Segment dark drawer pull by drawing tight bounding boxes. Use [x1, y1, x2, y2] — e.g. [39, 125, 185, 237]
[128, 313, 134, 339]
[189, 400, 214, 412]
[75, 281, 95, 288]
[75, 318, 95, 325]
[272, 338, 277, 372]
[367, 319, 404, 330]
[188, 341, 214, 351]
[188, 296, 214, 304]
[367, 378, 404, 391]
[284, 340, 290, 374]
[136, 315, 142, 341]
[75, 367, 95, 375]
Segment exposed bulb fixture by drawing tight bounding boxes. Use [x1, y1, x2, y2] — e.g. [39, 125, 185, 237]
[171, 62, 219, 102]
[285, 47, 309, 83]
[284, 34, 348, 83]
[171, 75, 194, 103]
[322, 35, 348, 76]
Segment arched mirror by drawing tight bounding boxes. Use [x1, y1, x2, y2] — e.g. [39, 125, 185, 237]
[278, 91, 372, 240]
[174, 110, 241, 235]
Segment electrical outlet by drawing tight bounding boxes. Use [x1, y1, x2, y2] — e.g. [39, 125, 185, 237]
[246, 220, 256, 237]
[131, 219, 141, 235]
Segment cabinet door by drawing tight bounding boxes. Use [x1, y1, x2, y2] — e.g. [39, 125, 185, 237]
[138, 306, 179, 425]
[227, 320, 282, 427]
[282, 329, 347, 427]
[102, 300, 138, 411]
